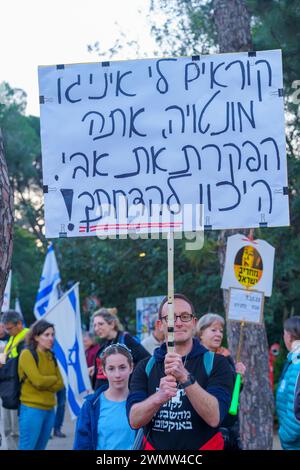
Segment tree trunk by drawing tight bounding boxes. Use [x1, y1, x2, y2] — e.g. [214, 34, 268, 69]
[213, 0, 252, 52]
[0, 129, 14, 312]
[213, 0, 274, 450]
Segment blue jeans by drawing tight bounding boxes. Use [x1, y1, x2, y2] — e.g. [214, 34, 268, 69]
[54, 387, 66, 431]
[19, 404, 55, 450]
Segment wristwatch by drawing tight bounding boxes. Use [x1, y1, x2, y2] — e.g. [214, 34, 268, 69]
[179, 373, 196, 389]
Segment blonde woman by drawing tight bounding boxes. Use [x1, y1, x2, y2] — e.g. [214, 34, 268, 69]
[91, 308, 149, 390]
[196, 313, 246, 450]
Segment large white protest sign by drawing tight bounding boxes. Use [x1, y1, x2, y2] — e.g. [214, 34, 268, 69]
[221, 233, 275, 296]
[38, 50, 289, 238]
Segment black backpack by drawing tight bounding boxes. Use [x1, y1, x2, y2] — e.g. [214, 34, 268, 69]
[0, 343, 39, 410]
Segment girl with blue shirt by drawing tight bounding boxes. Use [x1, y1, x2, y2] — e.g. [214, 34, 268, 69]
[74, 344, 135, 450]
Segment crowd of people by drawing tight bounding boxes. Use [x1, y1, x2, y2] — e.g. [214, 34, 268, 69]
[0, 296, 300, 451]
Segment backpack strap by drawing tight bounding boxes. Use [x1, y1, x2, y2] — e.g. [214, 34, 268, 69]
[119, 332, 126, 345]
[145, 356, 155, 377]
[26, 347, 39, 366]
[27, 347, 57, 366]
[16, 340, 26, 355]
[203, 350, 215, 377]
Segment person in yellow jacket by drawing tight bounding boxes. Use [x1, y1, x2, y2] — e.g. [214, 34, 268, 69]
[18, 319, 64, 450]
[0, 310, 29, 450]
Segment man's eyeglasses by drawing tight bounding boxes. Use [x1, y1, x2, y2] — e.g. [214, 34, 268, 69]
[161, 313, 194, 323]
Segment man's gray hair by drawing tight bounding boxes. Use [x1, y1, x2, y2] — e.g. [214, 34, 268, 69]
[196, 313, 225, 336]
[1, 310, 23, 325]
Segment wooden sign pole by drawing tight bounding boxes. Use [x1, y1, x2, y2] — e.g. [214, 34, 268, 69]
[229, 320, 245, 415]
[236, 320, 245, 362]
[167, 232, 175, 353]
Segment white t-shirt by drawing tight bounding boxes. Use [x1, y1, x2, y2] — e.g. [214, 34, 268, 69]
[141, 333, 161, 355]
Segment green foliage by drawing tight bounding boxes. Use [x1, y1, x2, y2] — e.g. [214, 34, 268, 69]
[150, 0, 216, 55]
[10, 226, 44, 325]
[0, 83, 39, 185]
[0, 82, 44, 243]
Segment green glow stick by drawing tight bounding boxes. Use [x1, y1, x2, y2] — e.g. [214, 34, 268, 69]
[229, 373, 242, 415]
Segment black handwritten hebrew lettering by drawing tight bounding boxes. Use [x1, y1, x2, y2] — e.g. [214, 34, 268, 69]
[145, 186, 164, 216]
[199, 184, 212, 212]
[75, 170, 276, 231]
[162, 96, 255, 138]
[210, 62, 227, 89]
[207, 100, 256, 135]
[155, 58, 177, 94]
[237, 101, 255, 132]
[256, 60, 272, 86]
[184, 62, 201, 91]
[76, 174, 202, 231]
[216, 180, 241, 211]
[181, 58, 273, 97]
[114, 146, 167, 178]
[202, 144, 222, 171]
[66, 151, 109, 178]
[165, 105, 186, 134]
[70, 153, 89, 178]
[243, 141, 261, 171]
[151, 146, 168, 174]
[114, 146, 149, 178]
[223, 143, 242, 171]
[169, 145, 201, 176]
[251, 179, 272, 214]
[115, 71, 136, 97]
[255, 59, 272, 102]
[55, 57, 274, 106]
[94, 188, 112, 220]
[167, 174, 192, 212]
[260, 137, 280, 170]
[60, 137, 281, 183]
[93, 151, 109, 177]
[128, 187, 145, 207]
[77, 185, 166, 230]
[57, 75, 82, 104]
[113, 190, 129, 218]
[82, 107, 147, 140]
[210, 102, 230, 136]
[78, 191, 96, 232]
[88, 73, 108, 99]
[225, 60, 246, 90]
[199, 91, 221, 134]
[82, 111, 105, 136]
[56, 69, 136, 105]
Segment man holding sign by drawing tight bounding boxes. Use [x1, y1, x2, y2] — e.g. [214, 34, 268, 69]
[127, 294, 234, 450]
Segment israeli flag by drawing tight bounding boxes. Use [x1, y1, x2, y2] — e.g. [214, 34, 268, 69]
[2, 270, 12, 313]
[15, 298, 26, 326]
[34, 243, 61, 319]
[43, 282, 91, 418]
